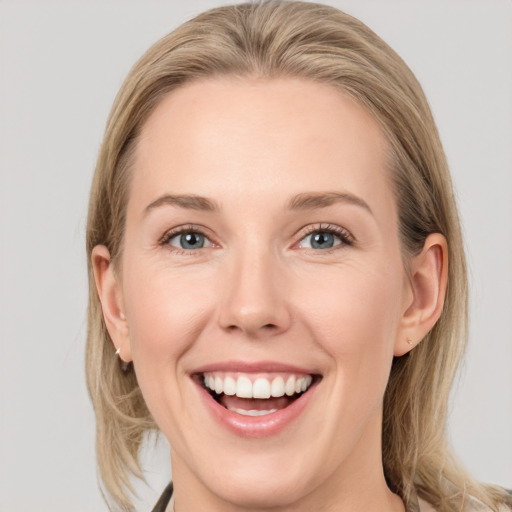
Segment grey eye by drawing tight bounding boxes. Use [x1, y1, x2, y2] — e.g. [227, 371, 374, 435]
[300, 231, 341, 250]
[170, 232, 207, 250]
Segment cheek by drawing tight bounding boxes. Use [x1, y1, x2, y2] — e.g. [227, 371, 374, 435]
[120, 260, 221, 433]
[294, 261, 404, 377]
[122, 258, 216, 367]
[286, 260, 406, 466]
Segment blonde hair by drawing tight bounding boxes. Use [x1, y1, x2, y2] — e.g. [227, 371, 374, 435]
[86, 2, 511, 511]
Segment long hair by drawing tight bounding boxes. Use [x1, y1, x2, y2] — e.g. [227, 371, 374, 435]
[86, 2, 511, 510]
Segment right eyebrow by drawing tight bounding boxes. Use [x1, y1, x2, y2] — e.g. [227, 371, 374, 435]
[143, 194, 220, 217]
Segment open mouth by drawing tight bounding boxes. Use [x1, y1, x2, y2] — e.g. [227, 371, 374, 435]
[198, 372, 320, 417]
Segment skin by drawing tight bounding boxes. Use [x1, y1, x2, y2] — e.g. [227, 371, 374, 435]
[93, 77, 447, 512]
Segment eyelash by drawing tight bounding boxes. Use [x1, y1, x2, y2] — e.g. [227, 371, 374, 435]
[158, 223, 355, 254]
[297, 223, 355, 251]
[158, 224, 213, 255]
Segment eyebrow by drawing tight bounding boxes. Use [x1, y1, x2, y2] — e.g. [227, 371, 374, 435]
[143, 194, 220, 216]
[288, 191, 373, 215]
[143, 191, 372, 216]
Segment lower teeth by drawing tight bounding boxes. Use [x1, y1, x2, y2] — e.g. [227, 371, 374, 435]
[228, 407, 278, 416]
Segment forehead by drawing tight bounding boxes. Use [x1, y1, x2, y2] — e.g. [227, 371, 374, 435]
[131, 76, 394, 216]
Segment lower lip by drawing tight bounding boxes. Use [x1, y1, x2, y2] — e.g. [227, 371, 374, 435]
[195, 379, 318, 439]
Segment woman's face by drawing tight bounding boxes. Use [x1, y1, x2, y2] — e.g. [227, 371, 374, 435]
[114, 78, 415, 508]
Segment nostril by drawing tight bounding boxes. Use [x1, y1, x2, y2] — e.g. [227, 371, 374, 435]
[224, 322, 280, 336]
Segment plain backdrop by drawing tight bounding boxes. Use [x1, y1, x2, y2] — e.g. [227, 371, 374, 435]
[0, 1, 511, 511]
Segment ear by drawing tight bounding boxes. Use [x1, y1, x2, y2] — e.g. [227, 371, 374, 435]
[395, 233, 448, 356]
[91, 245, 132, 363]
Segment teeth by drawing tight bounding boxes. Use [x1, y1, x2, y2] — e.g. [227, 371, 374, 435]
[214, 376, 223, 394]
[203, 373, 313, 399]
[285, 376, 295, 396]
[229, 407, 278, 416]
[236, 376, 253, 398]
[253, 378, 271, 398]
[223, 376, 236, 396]
[271, 376, 285, 397]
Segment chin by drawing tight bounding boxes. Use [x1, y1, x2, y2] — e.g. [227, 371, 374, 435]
[203, 468, 313, 510]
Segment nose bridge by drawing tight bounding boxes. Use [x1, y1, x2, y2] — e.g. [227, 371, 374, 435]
[218, 240, 291, 337]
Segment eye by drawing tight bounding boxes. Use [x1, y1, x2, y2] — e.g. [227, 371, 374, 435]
[161, 228, 214, 251]
[297, 225, 353, 251]
[170, 232, 207, 249]
[300, 231, 340, 250]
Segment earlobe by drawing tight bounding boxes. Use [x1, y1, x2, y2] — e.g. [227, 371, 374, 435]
[91, 245, 132, 363]
[395, 233, 448, 356]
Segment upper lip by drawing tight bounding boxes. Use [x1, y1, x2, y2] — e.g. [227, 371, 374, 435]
[192, 360, 319, 376]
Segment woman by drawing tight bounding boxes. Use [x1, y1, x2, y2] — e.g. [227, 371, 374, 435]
[86, 1, 512, 511]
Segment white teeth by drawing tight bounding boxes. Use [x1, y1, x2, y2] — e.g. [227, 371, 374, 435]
[214, 376, 223, 394]
[203, 373, 313, 399]
[236, 376, 253, 398]
[285, 376, 295, 396]
[229, 407, 278, 416]
[271, 376, 285, 397]
[253, 378, 271, 399]
[223, 376, 236, 396]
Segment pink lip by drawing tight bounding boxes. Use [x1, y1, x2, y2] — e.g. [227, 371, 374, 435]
[191, 361, 320, 439]
[193, 360, 317, 374]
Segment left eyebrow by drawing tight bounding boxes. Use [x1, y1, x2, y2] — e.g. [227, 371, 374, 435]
[287, 191, 373, 215]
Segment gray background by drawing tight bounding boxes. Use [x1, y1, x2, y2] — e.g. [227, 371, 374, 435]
[0, 1, 511, 510]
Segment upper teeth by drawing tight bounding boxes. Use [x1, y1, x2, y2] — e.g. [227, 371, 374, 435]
[203, 373, 313, 399]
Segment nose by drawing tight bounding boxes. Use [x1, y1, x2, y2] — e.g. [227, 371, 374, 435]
[217, 249, 292, 338]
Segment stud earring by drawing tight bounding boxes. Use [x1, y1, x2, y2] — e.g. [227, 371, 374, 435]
[114, 346, 130, 372]
[407, 338, 414, 347]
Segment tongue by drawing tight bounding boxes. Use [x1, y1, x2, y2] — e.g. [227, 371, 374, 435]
[220, 395, 293, 411]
